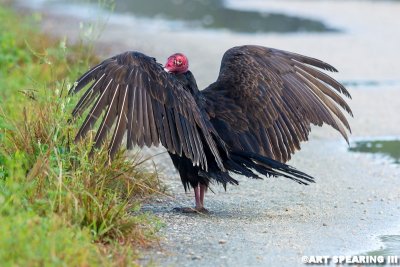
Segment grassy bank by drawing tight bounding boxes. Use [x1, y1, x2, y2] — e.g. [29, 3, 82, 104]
[0, 5, 162, 266]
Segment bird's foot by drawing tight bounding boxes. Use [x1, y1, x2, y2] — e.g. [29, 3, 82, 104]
[173, 207, 209, 214]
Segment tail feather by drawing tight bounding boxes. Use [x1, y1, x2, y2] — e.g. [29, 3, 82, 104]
[198, 170, 239, 190]
[227, 151, 315, 185]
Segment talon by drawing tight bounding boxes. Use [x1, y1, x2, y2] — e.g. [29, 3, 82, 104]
[195, 207, 209, 214]
[173, 207, 209, 214]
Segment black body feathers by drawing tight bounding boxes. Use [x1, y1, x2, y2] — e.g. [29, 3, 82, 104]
[70, 45, 352, 189]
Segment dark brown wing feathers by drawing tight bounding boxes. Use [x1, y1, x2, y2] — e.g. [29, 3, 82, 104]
[71, 46, 351, 170]
[202, 45, 352, 163]
[70, 51, 224, 171]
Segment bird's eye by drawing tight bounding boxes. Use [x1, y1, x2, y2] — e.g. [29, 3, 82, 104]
[176, 59, 182, 66]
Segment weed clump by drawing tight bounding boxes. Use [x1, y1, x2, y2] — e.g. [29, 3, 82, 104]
[0, 5, 163, 266]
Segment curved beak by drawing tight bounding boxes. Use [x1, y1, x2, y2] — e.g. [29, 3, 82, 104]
[164, 58, 175, 73]
[164, 61, 172, 73]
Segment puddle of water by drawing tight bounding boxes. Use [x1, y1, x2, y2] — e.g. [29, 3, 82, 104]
[368, 235, 400, 256]
[342, 80, 400, 89]
[363, 235, 400, 266]
[107, 0, 334, 33]
[350, 139, 400, 262]
[349, 139, 400, 164]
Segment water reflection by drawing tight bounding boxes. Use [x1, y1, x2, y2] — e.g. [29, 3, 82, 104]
[349, 139, 400, 164]
[112, 0, 335, 33]
[341, 80, 400, 89]
[366, 235, 400, 267]
[368, 235, 400, 256]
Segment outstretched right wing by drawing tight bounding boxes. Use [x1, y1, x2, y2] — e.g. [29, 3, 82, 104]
[202, 45, 352, 163]
[70, 51, 224, 171]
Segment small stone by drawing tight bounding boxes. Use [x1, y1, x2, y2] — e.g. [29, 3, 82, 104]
[323, 223, 327, 226]
[219, 239, 227, 244]
[192, 255, 202, 260]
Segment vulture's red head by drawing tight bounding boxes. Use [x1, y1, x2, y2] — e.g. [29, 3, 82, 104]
[164, 53, 189, 74]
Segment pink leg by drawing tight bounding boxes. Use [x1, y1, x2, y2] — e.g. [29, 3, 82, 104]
[174, 184, 208, 213]
[193, 184, 208, 213]
[199, 184, 207, 207]
[194, 184, 202, 209]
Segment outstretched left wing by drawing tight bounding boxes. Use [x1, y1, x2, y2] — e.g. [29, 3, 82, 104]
[69, 51, 224, 171]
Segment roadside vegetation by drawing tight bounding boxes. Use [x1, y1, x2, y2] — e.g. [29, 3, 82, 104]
[0, 4, 163, 266]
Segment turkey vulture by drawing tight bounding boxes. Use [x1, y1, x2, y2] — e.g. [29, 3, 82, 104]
[69, 45, 352, 213]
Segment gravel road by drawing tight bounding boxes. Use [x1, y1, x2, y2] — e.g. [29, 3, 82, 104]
[139, 138, 400, 267]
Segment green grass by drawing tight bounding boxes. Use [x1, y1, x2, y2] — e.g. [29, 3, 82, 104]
[0, 4, 163, 266]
